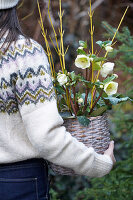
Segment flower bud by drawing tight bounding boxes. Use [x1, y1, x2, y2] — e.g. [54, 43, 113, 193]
[105, 45, 113, 52]
[57, 73, 68, 86]
[100, 85, 103, 88]
[78, 47, 84, 50]
[100, 62, 114, 78]
[78, 98, 84, 104]
[113, 74, 118, 79]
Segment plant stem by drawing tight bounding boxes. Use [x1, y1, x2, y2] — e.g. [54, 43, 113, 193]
[89, 90, 103, 115]
[70, 98, 77, 116]
[93, 88, 96, 100]
[48, 0, 64, 73]
[37, 1, 54, 77]
[83, 65, 92, 112]
[88, 0, 98, 107]
[66, 88, 71, 110]
[61, 87, 72, 115]
[72, 86, 79, 112]
[67, 87, 77, 116]
[59, 0, 66, 71]
[89, 0, 95, 109]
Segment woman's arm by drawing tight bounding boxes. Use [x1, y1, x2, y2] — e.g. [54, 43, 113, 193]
[15, 40, 113, 177]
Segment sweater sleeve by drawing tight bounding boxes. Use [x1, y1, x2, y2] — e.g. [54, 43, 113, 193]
[15, 41, 113, 178]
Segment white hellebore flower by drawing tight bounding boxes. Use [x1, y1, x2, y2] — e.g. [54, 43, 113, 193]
[104, 81, 118, 96]
[105, 45, 113, 52]
[75, 55, 90, 69]
[100, 62, 115, 78]
[78, 98, 84, 104]
[57, 73, 68, 86]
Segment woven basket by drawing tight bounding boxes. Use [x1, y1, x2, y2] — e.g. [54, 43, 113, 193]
[49, 113, 110, 176]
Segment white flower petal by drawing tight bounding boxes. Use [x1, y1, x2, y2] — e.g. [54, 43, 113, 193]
[104, 81, 118, 96]
[100, 62, 115, 78]
[75, 55, 90, 69]
[57, 74, 68, 86]
[105, 46, 113, 52]
[78, 47, 84, 50]
[78, 98, 84, 104]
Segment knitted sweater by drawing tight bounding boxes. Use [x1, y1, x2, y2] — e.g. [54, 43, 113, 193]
[0, 33, 113, 177]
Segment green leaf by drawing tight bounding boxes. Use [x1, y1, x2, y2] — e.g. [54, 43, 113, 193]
[103, 40, 112, 46]
[70, 71, 75, 81]
[86, 106, 90, 113]
[77, 110, 83, 116]
[94, 80, 103, 86]
[77, 49, 87, 55]
[90, 106, 107, 117]
[80, 79, 93, 88]
[96, 40, 112, 48]
[64, 69, 68, 75]
[69, 81, 76, 86]
[79, 40, 87, 48]
[104, 96, 131, 105]
[54, 85, 65, 94]
[97, 98, 106, 107]
[96, 40, 103, 47]
[103, 74, 116, 84]
[90, 54, 97, 58]
[77, 116, 90, 127]
[93, 57, 107, 62]
[60, 111, 74, 119]
[93, 62, 101, 70]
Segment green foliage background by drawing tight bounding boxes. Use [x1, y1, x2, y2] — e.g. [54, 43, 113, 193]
[48, 24, 133, 200]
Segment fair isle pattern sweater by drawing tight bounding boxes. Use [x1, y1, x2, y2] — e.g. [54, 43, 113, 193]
[0, 34, 113, 177]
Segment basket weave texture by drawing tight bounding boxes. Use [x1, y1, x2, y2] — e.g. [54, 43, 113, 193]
[49, 113, 110, 176]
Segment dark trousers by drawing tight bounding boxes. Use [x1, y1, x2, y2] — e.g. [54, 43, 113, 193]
[0, 158, 50, 200]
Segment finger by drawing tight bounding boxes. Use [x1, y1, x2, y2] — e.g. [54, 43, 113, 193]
[109, 141, 114, 150]
[105, 141, 114, 154]
[112, 154, 116, 164]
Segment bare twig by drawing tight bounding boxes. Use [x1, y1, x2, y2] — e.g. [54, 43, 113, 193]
[91, 0, 104, 11]
[116, 3, 133, 8]
[76, 0, 104, 20]
[72, 86, 79, 112]
[43, 0, 59, 27]
[34, 6, 46, 40]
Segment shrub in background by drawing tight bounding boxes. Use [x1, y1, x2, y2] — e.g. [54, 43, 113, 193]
[49, 23, 133, 200]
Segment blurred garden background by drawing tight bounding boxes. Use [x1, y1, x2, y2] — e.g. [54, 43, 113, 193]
[18, 0, 133, 199]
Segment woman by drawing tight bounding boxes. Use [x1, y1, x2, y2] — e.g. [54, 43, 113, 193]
[0, 0, 116, 200]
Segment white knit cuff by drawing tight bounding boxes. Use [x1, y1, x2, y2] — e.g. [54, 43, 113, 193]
[0, 0, 20, 9]
[85, 151, 113, 178]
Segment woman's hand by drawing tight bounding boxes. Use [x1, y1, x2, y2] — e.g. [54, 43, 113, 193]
[104, 141, 116, 165]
